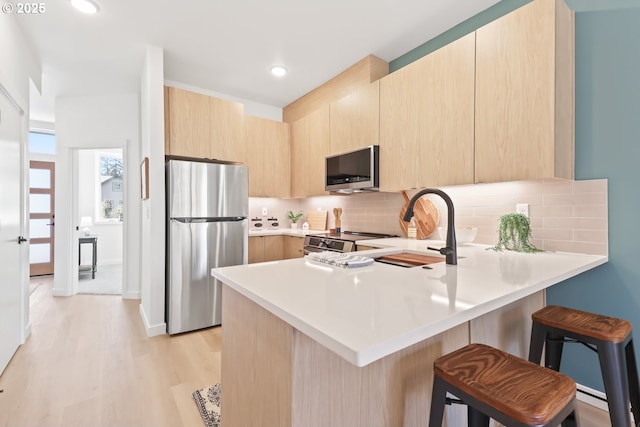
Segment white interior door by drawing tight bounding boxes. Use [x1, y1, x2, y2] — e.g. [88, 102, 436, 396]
[0, 89, 24, 375]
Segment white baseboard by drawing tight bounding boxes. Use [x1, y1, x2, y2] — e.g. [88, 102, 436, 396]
[52, 287, 72, 296]
[138, 303, 166, 337]
[122, 291, 140, 299]
[577, 383, 609, 412]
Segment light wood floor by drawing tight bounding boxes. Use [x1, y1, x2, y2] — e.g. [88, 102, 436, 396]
[0, 278, 221, 427]
[0, 278, 621, 427]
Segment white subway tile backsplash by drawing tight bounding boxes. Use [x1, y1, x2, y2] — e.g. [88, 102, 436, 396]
[254, 178, 608, 256]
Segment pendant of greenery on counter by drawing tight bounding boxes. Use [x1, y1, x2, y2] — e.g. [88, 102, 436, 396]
[489, 213, 542, 253]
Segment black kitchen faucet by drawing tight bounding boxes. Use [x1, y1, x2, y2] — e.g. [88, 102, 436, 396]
[402, 188, 457, 265]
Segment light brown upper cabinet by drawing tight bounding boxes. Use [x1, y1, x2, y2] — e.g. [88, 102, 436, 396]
[290, 105, 330, 198]
[164, 86, 210, 158]
[329, 82, 380, 155]
[245, 116, 290, 198]
[209, 96, 245, 163]
[290, 116, 310, 198]
[164, 86, 246, 163]
[474, 0, 574, 183]
[379, 33, 476, 191]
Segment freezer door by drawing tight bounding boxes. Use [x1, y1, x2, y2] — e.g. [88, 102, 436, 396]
[166, 218, 247, 334]
[167, 159, 248, 218]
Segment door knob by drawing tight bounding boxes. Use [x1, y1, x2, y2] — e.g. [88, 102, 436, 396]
[17, 236, 28, 244]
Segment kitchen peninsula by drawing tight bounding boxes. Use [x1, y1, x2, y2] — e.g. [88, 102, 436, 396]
[212, 241, 606, 427]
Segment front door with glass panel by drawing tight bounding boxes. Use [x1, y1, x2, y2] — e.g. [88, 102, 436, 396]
[29, 161, 55, 276]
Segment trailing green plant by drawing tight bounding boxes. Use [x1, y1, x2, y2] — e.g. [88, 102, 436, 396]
[288, 211, 304, 223]
[489, 213, 542, 253]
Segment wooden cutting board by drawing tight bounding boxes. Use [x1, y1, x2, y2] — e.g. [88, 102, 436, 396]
[306, 210, 328, 230]
[378, 253, 444, 266]
[398, 190, 440, 239]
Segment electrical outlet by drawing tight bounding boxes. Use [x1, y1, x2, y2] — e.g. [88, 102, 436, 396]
[516, 203, 529, 218]
[262, 207, 268, 216]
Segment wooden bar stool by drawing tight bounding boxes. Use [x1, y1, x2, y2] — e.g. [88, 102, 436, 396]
[529, 305, 640, 427]
[429, 343, 578, 427]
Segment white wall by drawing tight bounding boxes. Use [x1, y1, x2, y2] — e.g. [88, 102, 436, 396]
[139, 46, 166, 336]
[54, 93, 140, 299]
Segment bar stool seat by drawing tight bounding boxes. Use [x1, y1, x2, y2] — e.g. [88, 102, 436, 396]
[529, 305, 640, 427]
[429, 343, 578, 427]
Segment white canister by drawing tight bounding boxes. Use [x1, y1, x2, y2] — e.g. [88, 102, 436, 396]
[302, 221, 309, 231]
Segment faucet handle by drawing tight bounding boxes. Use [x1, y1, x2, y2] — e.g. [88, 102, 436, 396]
[427, 246, 454, 256]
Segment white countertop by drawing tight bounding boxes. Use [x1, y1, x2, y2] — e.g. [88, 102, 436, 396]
[212, 239, 607, 367]
[249, 228, 328, 237]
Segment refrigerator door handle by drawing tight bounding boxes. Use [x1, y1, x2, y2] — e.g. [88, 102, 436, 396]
[170, 217, 247, 223]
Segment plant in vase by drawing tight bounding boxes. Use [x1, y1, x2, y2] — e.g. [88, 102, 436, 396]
[489, 213, 542, 253]
[288, 211, 303, 229]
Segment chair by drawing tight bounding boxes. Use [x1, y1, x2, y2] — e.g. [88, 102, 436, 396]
[430, 343, 578, 427]
[529, 305, 640, 427]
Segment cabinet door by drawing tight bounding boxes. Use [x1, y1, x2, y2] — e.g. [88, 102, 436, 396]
[379, 33, 475, 191]
[308, 105, 331, 196]
[283, 236, 304, 259]
[475, 0, 574, 182]
[263, 236, 284, 262]
[165, 86, 210, 158]
[245, 116, 291, 198]
[209, 97, 246, 163]
[330, 82, 380, 155]
[248, 236, 264, 264]
[290, 116, 310, 198]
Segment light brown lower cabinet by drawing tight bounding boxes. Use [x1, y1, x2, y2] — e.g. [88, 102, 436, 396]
[248, 236, 283, 264]
[283, 236, 304, 259]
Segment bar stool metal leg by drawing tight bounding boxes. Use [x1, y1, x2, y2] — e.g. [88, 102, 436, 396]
[599, 342, 634, 427]
[626, 339, 640, 424]
[429, 376, 447, 427]
[467, 407, 490, 427]
[545, 332, 564, 371]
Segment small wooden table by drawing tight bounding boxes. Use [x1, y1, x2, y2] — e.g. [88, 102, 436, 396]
[79, 236, 98, 279]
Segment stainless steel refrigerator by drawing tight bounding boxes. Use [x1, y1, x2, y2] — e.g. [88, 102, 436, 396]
[166, 159, 248, 334]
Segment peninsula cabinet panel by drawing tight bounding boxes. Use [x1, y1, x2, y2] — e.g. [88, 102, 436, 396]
[208, 96, 245, 163]
[379, 33, 475, 191]
[245, 116, 290, 198]
[329, 82, 380, 155]
[164, 86, 210, 158]
[289, 105, 330, 198]
[474, 0, 574, 183]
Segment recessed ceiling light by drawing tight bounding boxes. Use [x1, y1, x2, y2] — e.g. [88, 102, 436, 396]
[70, 0, 99, 14]
[270, 65, 287, 78]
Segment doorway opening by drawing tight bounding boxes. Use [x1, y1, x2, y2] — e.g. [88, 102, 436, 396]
[76, 148, 124, 295]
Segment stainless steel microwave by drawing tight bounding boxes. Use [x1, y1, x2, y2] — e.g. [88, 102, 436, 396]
[325, 145, 379, 193]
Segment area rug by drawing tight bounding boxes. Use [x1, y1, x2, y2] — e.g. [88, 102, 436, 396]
[192, 383, 221, 427]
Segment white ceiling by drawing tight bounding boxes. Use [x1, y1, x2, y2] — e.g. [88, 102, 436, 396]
[18, 0, 504, 122]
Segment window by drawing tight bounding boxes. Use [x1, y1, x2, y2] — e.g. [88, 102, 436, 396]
[98, 151, 124, 221]
[29, 131, 56, 155]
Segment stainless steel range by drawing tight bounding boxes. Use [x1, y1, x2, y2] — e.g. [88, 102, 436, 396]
[303, 231, 397, 255]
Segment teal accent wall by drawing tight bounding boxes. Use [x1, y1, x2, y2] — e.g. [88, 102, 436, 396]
[391, 2, 640, 393]
[545, 8, 640, 392]
[389, 0, 531, 72]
